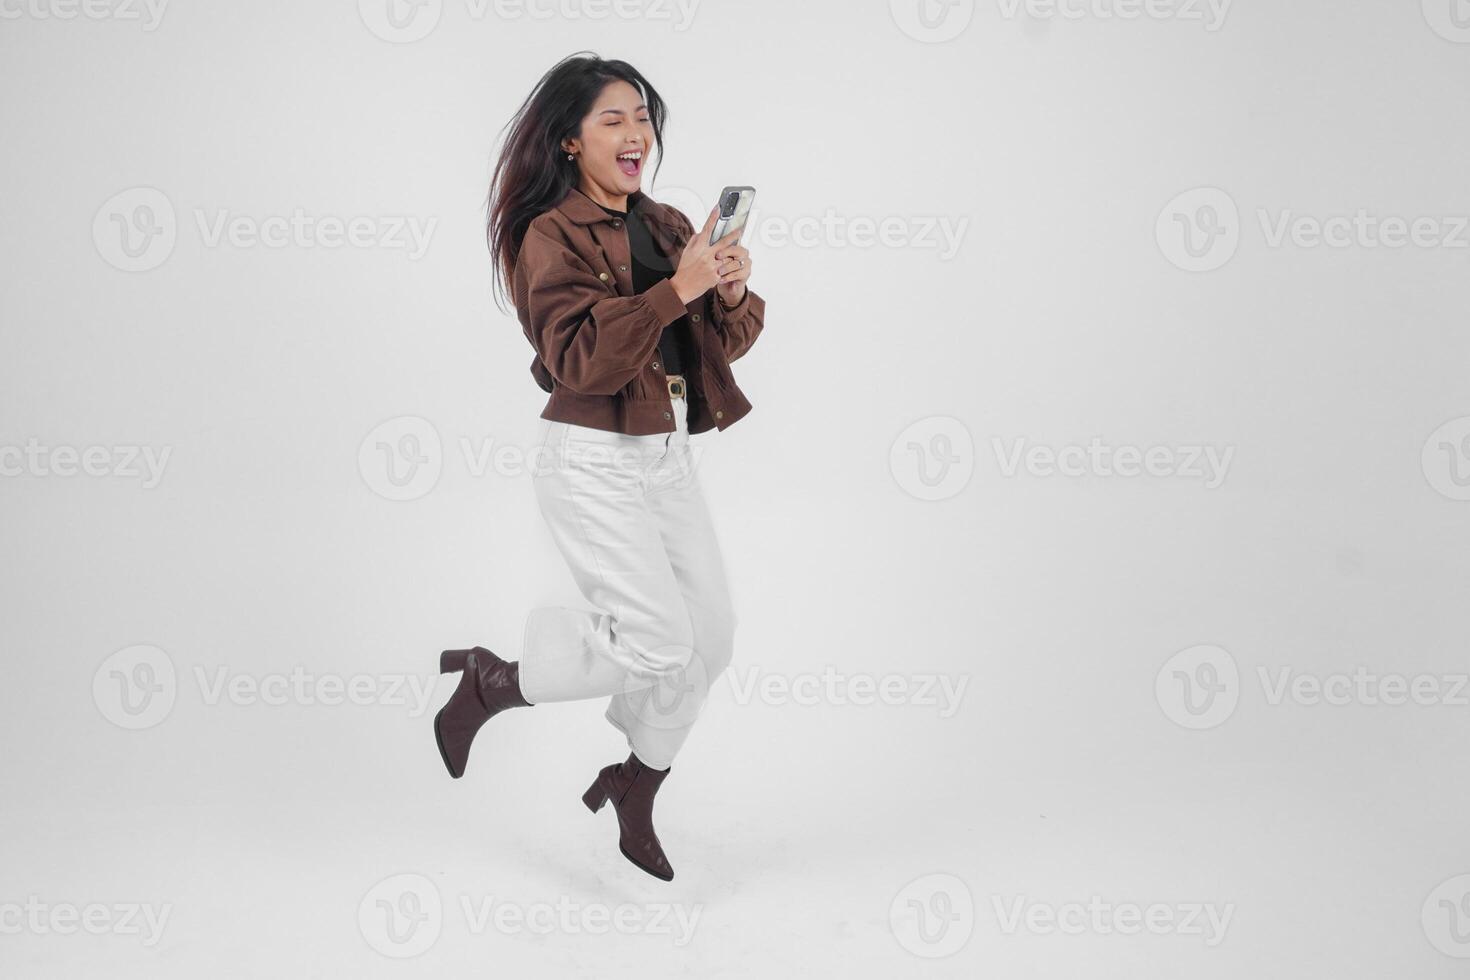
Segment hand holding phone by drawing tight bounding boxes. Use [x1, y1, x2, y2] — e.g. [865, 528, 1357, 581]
[671, 195, 751, 304]
[710, 186, 755, 306]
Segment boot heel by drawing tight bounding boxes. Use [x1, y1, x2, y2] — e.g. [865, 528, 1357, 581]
[582, 779, 608, 813]
[440, 649, 470, 674]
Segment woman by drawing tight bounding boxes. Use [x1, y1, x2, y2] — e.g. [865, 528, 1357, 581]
[432, 53, 765, 882]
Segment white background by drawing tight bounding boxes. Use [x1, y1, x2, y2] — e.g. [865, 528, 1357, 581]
[3, 0, 1470, 976]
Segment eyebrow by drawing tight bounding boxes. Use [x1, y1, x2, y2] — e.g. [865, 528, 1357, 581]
[598, 105, 648, 116]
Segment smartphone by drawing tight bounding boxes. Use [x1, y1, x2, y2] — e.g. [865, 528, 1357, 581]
[709, 185, 756, 246]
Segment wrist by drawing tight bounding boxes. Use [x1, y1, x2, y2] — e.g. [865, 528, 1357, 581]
[716, 282, 746, 308]
[671, 271, 700, 306]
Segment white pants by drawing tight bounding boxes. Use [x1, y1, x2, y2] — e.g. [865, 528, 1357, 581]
[518, 395, 737, 770]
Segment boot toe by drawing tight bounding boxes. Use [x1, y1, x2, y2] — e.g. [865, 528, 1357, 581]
[620, 840, 674, 881]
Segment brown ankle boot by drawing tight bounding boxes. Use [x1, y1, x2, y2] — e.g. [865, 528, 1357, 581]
[581, 752, 675, 881]
[433, 647, 531, 779]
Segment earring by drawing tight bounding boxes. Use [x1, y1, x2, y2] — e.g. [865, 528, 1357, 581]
[567, 153, 575, 161]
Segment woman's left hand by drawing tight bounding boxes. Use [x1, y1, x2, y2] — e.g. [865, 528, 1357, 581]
[714, 242, 752, 306]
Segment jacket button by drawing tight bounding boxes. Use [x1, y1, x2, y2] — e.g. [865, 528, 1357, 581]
[691, 314, 701, 322]
[715, 410, 724, 419]
[663, 411, 672, 420]
[598, 272, 609, 281]
[618, 264, 627, 272]
[612, 219, 622, 228]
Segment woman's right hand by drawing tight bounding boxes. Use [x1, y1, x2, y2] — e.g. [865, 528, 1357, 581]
[671, 206, 743, 305]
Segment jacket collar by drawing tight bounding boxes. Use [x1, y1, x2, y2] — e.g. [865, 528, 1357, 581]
[555, 185, 667, 229]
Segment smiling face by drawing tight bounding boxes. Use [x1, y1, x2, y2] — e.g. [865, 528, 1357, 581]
[561, 79, 653, 208]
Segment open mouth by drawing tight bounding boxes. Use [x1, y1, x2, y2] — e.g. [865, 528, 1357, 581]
[616, 150, 643, 177]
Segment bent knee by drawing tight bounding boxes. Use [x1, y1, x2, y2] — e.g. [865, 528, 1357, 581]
[627, 614, 697, 676]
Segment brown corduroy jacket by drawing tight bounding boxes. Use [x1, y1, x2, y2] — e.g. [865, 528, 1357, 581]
[511, 186, 765, 435]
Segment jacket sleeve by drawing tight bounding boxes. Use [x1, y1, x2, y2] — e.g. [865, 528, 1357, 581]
[666, 208, 766, 364]
[513, 225, 689, 396]
[709, 283, 765, 363]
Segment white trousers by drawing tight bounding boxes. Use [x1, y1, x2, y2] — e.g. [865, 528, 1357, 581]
[518, 395, 737, 770]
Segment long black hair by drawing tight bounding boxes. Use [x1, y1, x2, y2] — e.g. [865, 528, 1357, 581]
[485, 52, 668, 313]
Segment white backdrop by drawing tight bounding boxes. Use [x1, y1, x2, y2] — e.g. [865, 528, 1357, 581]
[3, 0, 1470, 976]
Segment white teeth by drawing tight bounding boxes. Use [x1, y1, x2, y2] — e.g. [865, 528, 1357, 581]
[617, 151, 642, 160]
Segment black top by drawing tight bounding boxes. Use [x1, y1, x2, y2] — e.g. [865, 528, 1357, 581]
[598, 202, 694, 376]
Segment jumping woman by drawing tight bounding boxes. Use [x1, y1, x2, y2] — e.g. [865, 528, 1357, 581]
[432, 52, 765, 882]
